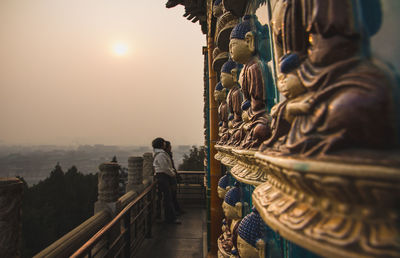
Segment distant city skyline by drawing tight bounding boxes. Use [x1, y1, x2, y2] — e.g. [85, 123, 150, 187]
[0, 0, 206, 146]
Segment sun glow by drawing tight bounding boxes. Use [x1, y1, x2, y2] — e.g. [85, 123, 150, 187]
[112, 42, 129, 56]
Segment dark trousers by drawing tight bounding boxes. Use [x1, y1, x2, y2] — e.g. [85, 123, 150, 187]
[170, 183, 181, 213]
[155, 173, 176, 222]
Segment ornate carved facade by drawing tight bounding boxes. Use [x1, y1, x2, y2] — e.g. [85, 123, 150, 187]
[167, 0, 399, 257]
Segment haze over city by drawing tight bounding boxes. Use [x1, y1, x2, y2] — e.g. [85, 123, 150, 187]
[0, 0, 206, 147]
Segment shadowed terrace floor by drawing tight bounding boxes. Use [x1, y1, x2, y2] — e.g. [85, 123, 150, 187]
[135, 202, 207, 258]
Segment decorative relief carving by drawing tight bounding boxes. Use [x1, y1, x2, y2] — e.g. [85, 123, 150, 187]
[260, 0, 399, 157]
[215, 82, 230, 145]
[229, 15, 273, 150]
[98, 162, 120, 203]
[252, 154, 400, 257]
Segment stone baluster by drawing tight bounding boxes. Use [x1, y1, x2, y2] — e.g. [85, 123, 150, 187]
[0, 178, 23, 258]
[142, 152, 154, 186]
[94, 162, 120, 215]
[126, 156, 144, 194]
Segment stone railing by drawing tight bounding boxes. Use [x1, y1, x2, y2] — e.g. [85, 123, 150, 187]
[215, 145, 400, 258]
[0, 152, 156, 258]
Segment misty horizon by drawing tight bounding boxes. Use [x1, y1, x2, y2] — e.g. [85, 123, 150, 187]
[0, 0, 206, 147]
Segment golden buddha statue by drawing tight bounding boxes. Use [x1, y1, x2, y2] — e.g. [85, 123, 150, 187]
[215, 82, 230, 145]
[229, 15, 272, 149]
[220, 59, 245, 146]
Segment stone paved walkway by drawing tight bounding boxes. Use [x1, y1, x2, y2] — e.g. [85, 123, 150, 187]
[135, 203, 206, 258]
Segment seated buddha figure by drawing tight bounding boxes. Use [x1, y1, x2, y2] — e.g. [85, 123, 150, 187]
[260, 53, 308, 152]
[215, 82, 230, 145]
[220, 59, 245, 146]
[221, 184, 244, 254]
[229, 15, 272, 149]
[273, 0, 398, 156]
[217, 174, 231, 199]
[237, 208, 265, 258]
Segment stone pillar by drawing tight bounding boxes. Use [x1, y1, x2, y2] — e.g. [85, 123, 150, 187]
[94, 162, 120, 214]
[0, 178, 23, 258]
[142, 152, 154, 186]
[126, 157, 144, 194]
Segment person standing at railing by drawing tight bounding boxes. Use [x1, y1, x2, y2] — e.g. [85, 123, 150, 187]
[165, 141, 184, 215]
[152, 137, 182, 225]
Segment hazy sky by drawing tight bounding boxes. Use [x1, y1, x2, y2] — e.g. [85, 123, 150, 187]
[0, 0, 206, 146]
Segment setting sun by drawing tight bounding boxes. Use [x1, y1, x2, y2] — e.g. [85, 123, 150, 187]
[112, 42, 128, 56]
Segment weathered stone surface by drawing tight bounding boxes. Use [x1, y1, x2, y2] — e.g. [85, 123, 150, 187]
[126, 156, 144, 193]
[142, 153, 154, 185]
[97, 162, 120, 203]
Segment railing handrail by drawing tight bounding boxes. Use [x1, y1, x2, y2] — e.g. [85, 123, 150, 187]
[71, 181, 156, 258]
[177, 170, 205, 174]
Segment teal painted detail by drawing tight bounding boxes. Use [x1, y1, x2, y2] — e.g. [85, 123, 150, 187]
[293, 163, 309, 172]
[262, 224, 320, 258]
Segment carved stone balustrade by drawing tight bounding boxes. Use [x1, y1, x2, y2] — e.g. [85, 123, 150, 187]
[215, 146, 400, 257]
[95, 162, 120, 215]
[127, 156, 145, 194]
[142, 152, 154, 186]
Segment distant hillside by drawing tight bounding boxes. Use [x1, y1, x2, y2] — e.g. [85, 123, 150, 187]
[0, 144, 193, 185]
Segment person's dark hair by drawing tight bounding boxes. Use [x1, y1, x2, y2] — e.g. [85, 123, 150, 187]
[165, 141, 171, 149]
[152, 137, 165, 149]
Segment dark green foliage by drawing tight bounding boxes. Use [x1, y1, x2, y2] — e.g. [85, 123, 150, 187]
[20, 164, 97, 257]
[178, 145, 205, 171]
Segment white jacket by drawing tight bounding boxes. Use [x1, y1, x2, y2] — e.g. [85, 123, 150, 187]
[153, 148, 175, 177]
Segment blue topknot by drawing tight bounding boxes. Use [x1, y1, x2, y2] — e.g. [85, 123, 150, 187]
[221, 59, 237, 74]
[215, 82, 224, 91]
[224, 185, 241, 206]
[213, 0, 222, 5]
[280, 53, 301, 74]
[238, 207, 264, 247]
[218, 174, 229, 189]
[230, 15, 253, 40]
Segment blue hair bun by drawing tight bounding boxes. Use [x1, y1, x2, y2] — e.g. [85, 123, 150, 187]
[221, 59, 237, 73]
[224, 186, 240, 206]
[218, 174, 229, 189]
[241, 99, 250, 110]
[280, 53, 300, 74]
[238, 209, 264, 247]
[214, 0, 222, 5]
[230, 15, 254, 40]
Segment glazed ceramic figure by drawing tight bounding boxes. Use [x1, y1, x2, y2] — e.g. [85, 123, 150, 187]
[222, 185, 245, 254]
[213, 0, 223, 18]
[220, 60, 245, 146]
[269, 0, 398, 156]
[229, 15, 272, 149]
[217, 174, 230, 199]
[261, 54, 308, 151]
[222, 183, 243, 220]
[215, 82, 230, 145]
[237, 208, 265, 258]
